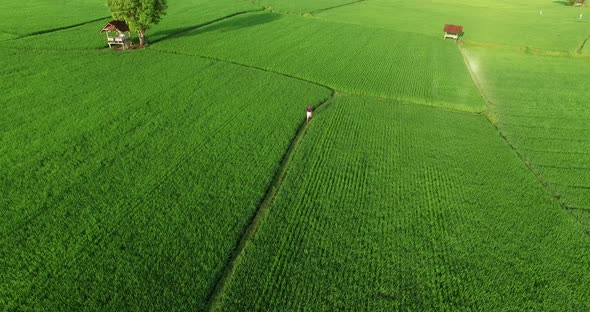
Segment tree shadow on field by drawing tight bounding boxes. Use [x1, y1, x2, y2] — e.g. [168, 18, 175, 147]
[553, 0, 573, 6]
[150, 13, 282, 45]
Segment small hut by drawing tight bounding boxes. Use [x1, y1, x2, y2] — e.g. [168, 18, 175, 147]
[575, 0, 585, 6]
[101, 20, 131, 50]
[443, 24, 463, 41]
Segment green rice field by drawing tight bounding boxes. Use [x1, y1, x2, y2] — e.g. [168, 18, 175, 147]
[1, 0, 590, 310]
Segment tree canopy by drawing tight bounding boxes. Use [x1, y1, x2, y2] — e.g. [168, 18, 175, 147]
[107, 0, 167, 47]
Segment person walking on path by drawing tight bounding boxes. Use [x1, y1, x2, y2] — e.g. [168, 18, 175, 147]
[306, 106, 313, 123]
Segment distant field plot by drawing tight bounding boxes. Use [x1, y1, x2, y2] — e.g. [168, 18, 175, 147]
[241, 0, 354, 14]
[462, 47, 590, 209]
[215, 95, 590, 310]
[316, 0, 588, 52]
[155, 12, 484, 112]
[0, 48, 331, 309]
[0, 0, 109, 36]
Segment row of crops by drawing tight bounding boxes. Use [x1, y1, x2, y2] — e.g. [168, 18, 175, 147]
[3, 0, 590, 309]
[0, 0, 109, 36]
[241, 0, 356, 14]
[462, 46, 590, 216]
[0, 48, 331, 309]
[153, 11, 485, 113]
[8, 8, 485, 114]
[317, 0, 589, 53]
[214, 95, 590, 310]
[1, 0, 264, 51]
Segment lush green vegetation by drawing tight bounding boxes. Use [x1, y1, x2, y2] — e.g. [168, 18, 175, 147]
[214, 96, 590, 310]
[317, 0, 589, 52]
[156, 12, 484, 112]
[0, 47, 330, 309]
[0, 0, 108, 36]
[242, 0, 354, 14]
[462, 47, 590, 210]
[2, 0, 590, 309]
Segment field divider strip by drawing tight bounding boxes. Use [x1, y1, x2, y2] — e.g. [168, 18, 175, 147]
[15, 16, 111, 39]
[567, 206, 590, 212]
[309, 0, 367, 15]
[204, 89, 336, 311]
[461, 39, 590, 60]
[576, 33, 590, 54]
[459, 44, 590, 238]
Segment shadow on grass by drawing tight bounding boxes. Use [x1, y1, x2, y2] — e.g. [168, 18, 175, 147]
[553, 0, 573, 6]
[150, 12, 281, 45]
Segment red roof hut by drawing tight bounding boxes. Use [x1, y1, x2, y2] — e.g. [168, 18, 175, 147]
[443, 24, 463, 40]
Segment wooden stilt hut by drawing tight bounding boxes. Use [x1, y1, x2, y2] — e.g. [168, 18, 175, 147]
[101, 20, 131, 50]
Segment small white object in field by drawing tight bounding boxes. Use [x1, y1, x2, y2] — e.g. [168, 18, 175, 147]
[540, 10, 542, 16]
[580, 13, 583, 21]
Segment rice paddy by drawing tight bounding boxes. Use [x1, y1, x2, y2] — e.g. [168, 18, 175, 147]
[2, 0, 590, 310]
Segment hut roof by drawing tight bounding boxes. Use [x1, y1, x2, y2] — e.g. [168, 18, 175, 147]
[101, 20, 130, 33]
[443, 24, 463, 34]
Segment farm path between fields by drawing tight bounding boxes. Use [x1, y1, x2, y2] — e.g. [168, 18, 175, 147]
[203, 90, 337, 311]
[458, 45, 590, 236]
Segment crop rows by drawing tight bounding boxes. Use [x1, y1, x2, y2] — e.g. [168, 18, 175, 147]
[0, 0, 108, 37]
[241, 0, 355, 14]
[214, 95, 590, 310]
[1, 0, 263, 51]
[154, 12, 485, 113]
[0, 48, 331, 309]
[317, 0, 589, 53]
[462, 47, 590, 213]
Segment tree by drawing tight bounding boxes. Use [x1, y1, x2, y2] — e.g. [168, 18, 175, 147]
[107, 0, 167, 47]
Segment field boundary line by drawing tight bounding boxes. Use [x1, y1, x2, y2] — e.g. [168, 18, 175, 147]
[204, 90, 336, 311]
[461, 39, 590, 60]
[15, 16, 111, 39]
[567, 206, 590, 212]
[152, 49, 483, 116]
[576, 33, 590, 54]
[309, 0, 367, 15]
[150, 9, 264, 44]
[459, 44, 590, 238]
[152, 48, 335, 90]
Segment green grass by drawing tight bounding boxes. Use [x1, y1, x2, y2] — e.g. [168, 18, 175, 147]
[155, 12, 485, 112]
[215, 95, 590, 310]
[0, 48, 331, 309]
[317, 0, 590, 52]
[241, 0, 355, 14]
[2, 0, 590, 309]
[462, 46, 590, 209]
[0, 0, 109, 36]
[2, 0, 262, 50]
